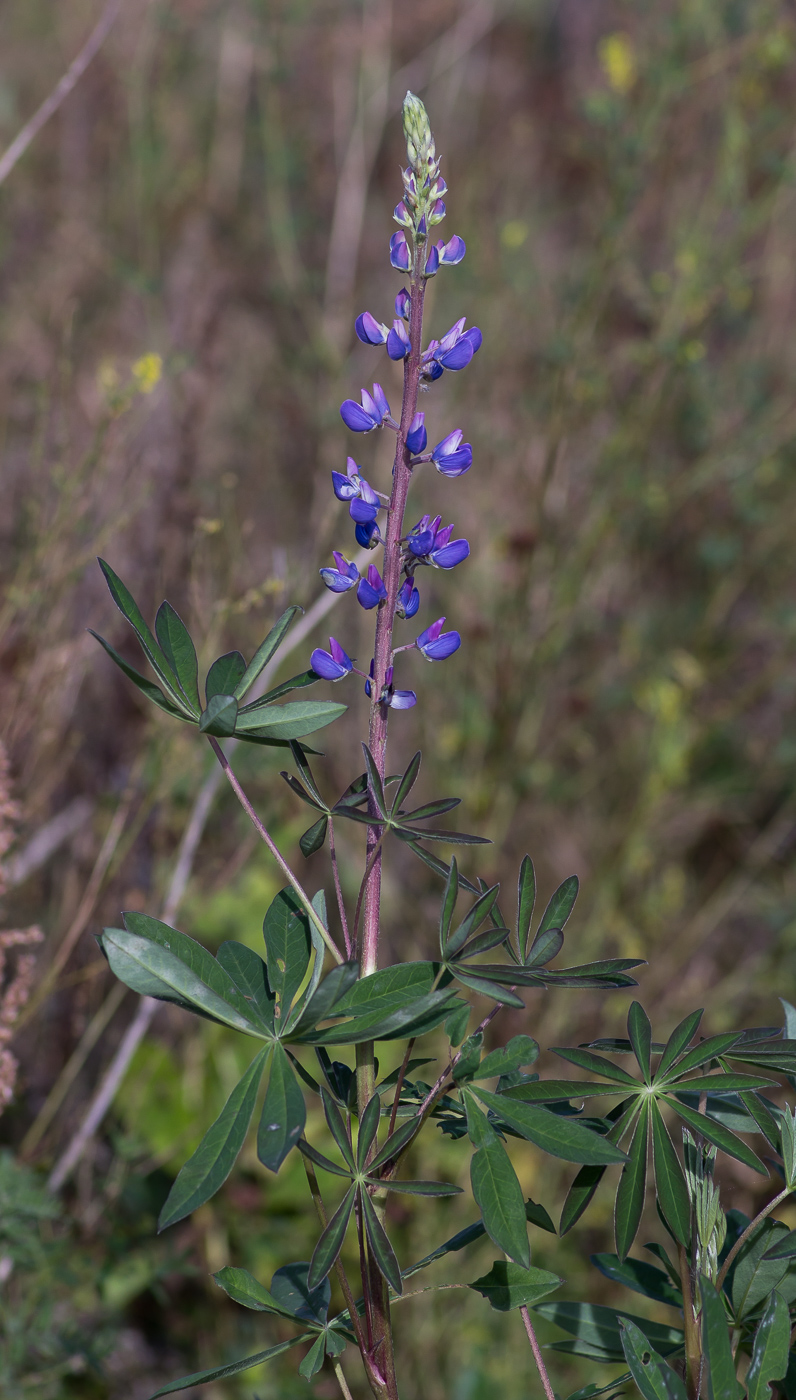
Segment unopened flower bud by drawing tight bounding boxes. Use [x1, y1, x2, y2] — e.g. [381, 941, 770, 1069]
[403, 92, 435, 171]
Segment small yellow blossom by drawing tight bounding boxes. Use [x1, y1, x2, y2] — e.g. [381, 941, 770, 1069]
[132, 353, 163, 395]
[599, 33, 637, 95]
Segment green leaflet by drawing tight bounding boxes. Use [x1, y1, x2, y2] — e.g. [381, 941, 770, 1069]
[472, 1086, 628, 1165]
[198, 693, 238, 737]
[147, 1336, 311, 1396]
[730, 1220, 790, 1320]
[155, 601, 200, 713]
[619, 1318, 687, 1400]
[663, 1094, 767, 1175]
[205, 650, 246, 700]
[470, 1260, 562, 1311]
[591, 1254, 682, 1309]
[650, 1102, 691, 1248]
[262, 888, 313, 1022]
[215, 942, 276, 1034]
[627, 1003, 652, 1083]
[699, 1278, 744, 1400]
[270, 1262, 331, 1323]
[257, 1043, 306, 1172]
[535, 874, 579, 940]
[308, 1185, 357, 1289]
[516, 855, 536, 962]
[97, 558, 187, 707]
[159, 1047, 270, 1230]
[213, 1266, 297, 1317]
[361, 1187, 403, 1294]
[234, 699, 347, 740]
[470, 1138, 530, 1267]
[233, 605, 302, 699]
[615, 1101, 649, 1261]
[89, 632, 189, 719]
[298, 1333, 326, 1379]
[533, 1301, 683, 1360]
[99, 925, 267, 1036]
[746, 1290, 790, 1400]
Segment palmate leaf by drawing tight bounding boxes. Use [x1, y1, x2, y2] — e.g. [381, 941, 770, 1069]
[619, 1318, 687, 1400]
[470, 1260, 562, 1311]
[97, 558, 188, 706]
[159, 1047, 270, 1230]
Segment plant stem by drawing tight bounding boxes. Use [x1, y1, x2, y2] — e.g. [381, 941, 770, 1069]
[207, 736, 343, 965]
[520, 1306, 556, 1400]
[678, 1242, 702, 1400]
[353, 831, 387, 943]
[328, 818, 353, 957]
[333, 1358, 356, 1400]
[387, 1038, 416, 1139]
[716, 1185, 791, 1291]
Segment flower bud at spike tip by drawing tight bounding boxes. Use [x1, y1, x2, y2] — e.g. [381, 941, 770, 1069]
[403, 92, 434, 172]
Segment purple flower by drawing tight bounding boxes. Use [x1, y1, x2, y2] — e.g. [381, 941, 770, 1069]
[311, 637, 354, 681]
[438, 235, 466, 265]
[355, 312, 389, 346]
[396, 577, 420, 619]
[365, 661, 416, 709]
[355, 520, 382, 549]
[331, 457, 364, 501]
[431, 429, 473, 478]
[406, 515, 469, 569]
[393, 202, 412, 229]
[386, 319, 412, 361]
[406, 412, 427, 455]
[395, 288, 411, 320]
[424, 244, 440, 277]
[417, 212, 428, 240]
[390, 231, 411, 273]
[422, 319, 482, 377]
[430, 198, 446, 225]
[348, 475, 381, 524]
[319, 552, 360, 593]
[340, 383, 392, 433]
[357, 564, 387, 610]
[416, 617, 461, 662]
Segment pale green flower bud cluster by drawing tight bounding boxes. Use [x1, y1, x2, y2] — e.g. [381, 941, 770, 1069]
[683, 1129, 727, 1283]
[398, 92, 447, 242]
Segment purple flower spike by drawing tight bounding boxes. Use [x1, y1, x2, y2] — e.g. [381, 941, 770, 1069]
[406, 412, 427, 455]
[438, 235, 466, 265]
[357, 564, 388, 610]
[431, 429, 473, 478]
[390, 231, 412, 273]
[355, 311, 390, 346]
[386, 319, 412, 361]
[355, 519, 382, 549]
[416, 617, 461, 662]
[424, 244, 440, 277]
[396, 577, 420, 619]
[311, 637, 354, 681]
[340, 384, 391, 432]
[395, 288, 411, 320]
[319, 552, 360, 593]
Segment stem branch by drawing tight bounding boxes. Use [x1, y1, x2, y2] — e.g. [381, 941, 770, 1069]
[520, 1306, 556, 1400]
[716, 1185, 791, 1291]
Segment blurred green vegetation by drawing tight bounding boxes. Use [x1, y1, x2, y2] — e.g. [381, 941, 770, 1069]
[3, 0, 796, 1394]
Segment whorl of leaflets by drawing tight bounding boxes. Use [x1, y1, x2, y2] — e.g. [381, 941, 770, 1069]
[313, 91, 480, 716]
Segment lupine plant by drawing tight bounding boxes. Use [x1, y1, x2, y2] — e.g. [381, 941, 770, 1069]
[92, 94, 796, 1400]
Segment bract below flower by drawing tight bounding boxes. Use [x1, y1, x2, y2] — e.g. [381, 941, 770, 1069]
[416, 617, 461, 662]
[319, 552, 360, 594]
[310, 637, 354, 681]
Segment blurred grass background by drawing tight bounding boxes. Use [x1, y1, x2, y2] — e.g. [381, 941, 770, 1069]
[2, 0, 796, 1395]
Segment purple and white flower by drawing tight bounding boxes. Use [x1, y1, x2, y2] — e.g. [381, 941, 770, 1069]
[406, 515, 470, 569]
[423, 318, 482, 375]
[416, 617, 461, 662]
[319, 552, 360, 594]
[355, 312, 390, 346]
[386, 319, 412, 361]
[365, 661, 417, 709]
[357, 565, 387, 610]
[431, 429, 473, 478]
[355, 519, 382, 549]
[390, 231, 412, 273]
[310, 637, 354, 681]
[395, 288, 411, 320]
[340, 383, 392, 433]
